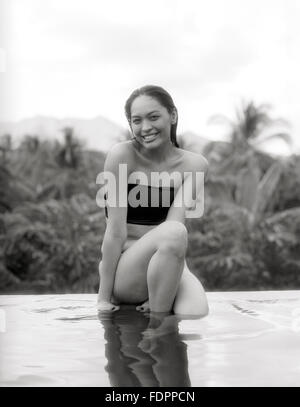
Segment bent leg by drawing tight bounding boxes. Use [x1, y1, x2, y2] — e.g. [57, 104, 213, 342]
[112, 221, 188, 313]
[173, 261, 209, 317]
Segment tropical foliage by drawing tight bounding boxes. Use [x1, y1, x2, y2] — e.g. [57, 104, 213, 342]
[0, 131, 106, 293]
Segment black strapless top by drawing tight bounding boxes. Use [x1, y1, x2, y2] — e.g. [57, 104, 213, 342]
[104, 183, 175, 225]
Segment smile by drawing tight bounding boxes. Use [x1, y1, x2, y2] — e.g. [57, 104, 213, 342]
[141, 132, 159, 142]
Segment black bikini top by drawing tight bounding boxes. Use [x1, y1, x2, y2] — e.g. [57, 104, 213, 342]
[104, 183, 175, 226]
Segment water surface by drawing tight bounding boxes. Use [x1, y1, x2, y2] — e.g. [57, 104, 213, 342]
[1, 291, 300, 386]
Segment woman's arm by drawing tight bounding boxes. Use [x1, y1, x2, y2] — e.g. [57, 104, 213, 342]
[98, 143, 130, 310]
[166, 154, 208, 224]
[98, 227, 127, 303]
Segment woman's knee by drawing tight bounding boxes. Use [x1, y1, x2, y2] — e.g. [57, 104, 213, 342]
[157, 221, 188, 258]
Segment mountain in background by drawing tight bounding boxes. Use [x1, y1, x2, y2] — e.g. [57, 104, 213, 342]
[0, 115, 294, 156]
[0, 115, 213, 154]
[0, 115, 127, 151]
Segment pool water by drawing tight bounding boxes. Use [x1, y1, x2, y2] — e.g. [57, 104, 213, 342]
[1, 291, 300, 387]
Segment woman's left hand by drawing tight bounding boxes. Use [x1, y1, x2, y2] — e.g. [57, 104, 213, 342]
[97, 300, 120, 313]
[136, 300, 150, 312]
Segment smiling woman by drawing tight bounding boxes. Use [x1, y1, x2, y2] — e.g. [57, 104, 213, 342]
[97, 85, 209, 316]
[125, 86, 179, 149]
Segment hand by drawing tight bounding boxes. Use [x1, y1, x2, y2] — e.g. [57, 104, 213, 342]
[97, 300, 120, 313]
[136, 300, 150, 312]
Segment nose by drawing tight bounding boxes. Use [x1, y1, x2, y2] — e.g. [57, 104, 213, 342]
[141, 119, 153, 134]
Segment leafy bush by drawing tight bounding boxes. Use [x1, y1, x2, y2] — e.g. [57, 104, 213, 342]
[1, 198, 105, 293]
[1, 131, 299, 293]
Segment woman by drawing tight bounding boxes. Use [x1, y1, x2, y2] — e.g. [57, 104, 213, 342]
[97, 85, 209, 315]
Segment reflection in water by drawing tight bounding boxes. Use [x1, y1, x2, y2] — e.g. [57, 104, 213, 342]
[98, 308, 192, 387]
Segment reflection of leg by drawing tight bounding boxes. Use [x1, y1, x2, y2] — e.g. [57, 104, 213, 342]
[116, 312, 159, 387]
[138, 313, 191, 387]
[173, 262, 209, 316]
[100, 317, 140, 387]
[139, 313, 180, 353]
[151, 332, 191, 387]
[99, 311, 159, 387]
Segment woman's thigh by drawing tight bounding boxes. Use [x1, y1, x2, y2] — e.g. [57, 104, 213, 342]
[112, 221, 187, 304]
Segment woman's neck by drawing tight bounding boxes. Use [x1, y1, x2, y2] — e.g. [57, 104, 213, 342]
[133, 139, 178, 165]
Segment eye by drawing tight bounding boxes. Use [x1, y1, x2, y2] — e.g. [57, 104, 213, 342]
[150, 115, 159, 120]
[132, 118, 141, 124]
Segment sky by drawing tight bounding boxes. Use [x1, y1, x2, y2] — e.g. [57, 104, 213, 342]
[1, 0, 300, 152]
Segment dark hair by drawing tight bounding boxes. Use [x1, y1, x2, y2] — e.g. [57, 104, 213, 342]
[124, 85, 179, 148]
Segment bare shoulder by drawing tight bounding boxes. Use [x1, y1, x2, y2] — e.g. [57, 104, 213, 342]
[178, 148, 209, 174]
[104, 141, 135, 170]
[106, 141, 133, 161]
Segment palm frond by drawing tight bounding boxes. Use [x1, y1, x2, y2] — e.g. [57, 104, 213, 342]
[252, 132, 293, 148]
[252, 161, 284, 223]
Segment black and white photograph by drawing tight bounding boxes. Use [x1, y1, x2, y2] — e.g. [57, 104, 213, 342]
[0, 0, 300, 389]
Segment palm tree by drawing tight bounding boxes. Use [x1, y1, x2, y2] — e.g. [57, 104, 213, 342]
[208, 101, 292, 219]
[210, 100, 292, 153]
[56, 127, 81, 169]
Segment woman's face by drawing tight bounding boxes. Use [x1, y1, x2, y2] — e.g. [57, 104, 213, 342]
[130, 95, 176, 148]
